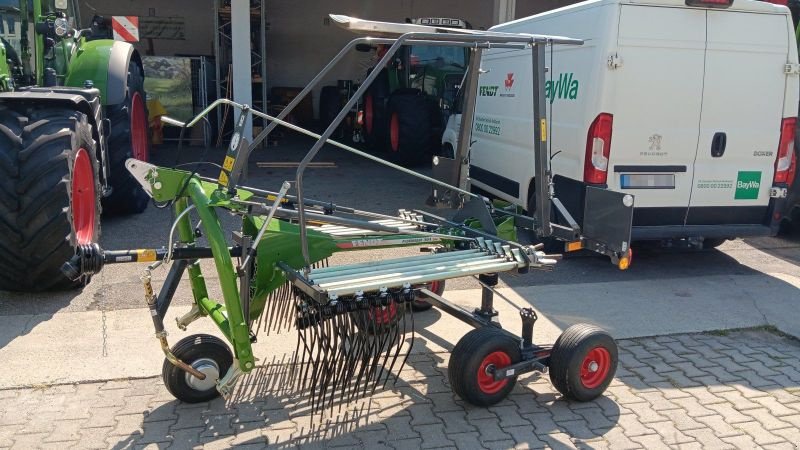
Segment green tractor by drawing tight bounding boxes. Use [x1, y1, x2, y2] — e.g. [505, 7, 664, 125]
[357, 17, 470, 166]
[0, 0, 150, 291]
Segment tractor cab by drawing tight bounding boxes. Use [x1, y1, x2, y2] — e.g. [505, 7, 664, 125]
[356, 17, 472, 166]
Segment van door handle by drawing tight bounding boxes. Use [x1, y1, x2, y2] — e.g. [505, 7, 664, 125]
[711, 132, 727, 158]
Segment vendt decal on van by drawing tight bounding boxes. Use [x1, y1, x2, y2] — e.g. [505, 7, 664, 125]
[545, 72, 579, 104]
[734, 171, 761, 200]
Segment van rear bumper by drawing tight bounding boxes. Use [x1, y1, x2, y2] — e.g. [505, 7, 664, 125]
[631, 224, 773, 241]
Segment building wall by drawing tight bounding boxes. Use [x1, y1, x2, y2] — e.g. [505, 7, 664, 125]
[262, 0, 500, 117]
[78, 0, 215, 56]
[515, 0, 582, 18]
[76, 0, 582, 118]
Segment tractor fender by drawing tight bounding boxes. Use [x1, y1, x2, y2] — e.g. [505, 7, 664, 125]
[0, 88, 108, 184]
[65, 40, 143, 106]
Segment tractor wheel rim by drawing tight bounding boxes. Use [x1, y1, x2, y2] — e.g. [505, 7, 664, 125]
[580, 346, 611, 389]
[131, 91, 149, 161]
[365, 94, 374, 134]
[371, 301, 398, 326]
[477, 351, 511, 394]
[71, 148, 96, 245]
[390, 112, 400, 152]
[428, 280, 441, 294]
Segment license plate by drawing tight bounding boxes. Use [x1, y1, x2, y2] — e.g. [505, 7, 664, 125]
[620, 174, 675, 189]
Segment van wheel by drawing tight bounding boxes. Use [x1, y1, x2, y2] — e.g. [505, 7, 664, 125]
[702, 238, 728, 249]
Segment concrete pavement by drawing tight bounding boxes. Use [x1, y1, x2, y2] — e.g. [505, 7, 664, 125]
[1, 269, 798, 389]
[1, 330, 800, 449]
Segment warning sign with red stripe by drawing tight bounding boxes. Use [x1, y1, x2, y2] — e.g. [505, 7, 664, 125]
[112, 16, 140, 42]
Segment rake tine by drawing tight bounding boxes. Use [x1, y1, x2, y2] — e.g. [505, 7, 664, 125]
[395, 298, 416, 383]
[342, 307, 365, 405]
[349, 309, 374, 403]
[382, 301, 407, 389]
[363, 301, 387, 398]
[327, 310, 349, 412]
[373, 300, 400, 393]
[315, 310, 335, 413]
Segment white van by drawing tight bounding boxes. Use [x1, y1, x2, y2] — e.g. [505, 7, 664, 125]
[443, 0, 799, 246]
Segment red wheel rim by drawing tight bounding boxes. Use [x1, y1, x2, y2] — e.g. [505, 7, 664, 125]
[71, 148, 96, 245]
[580, 346, 612, 389]
[365, 94, 374, 134]
[370, 301, 398, 326]
[130, 91, 149, 161]
[477, 351, 511, 394]
[390, 112, 400, 152]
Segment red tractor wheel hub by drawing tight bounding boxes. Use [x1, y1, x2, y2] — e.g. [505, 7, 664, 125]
[71, 148, 96, 245]
[131, 91, 149, 161]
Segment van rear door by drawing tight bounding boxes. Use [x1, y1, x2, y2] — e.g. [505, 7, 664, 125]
[613, 5, 706, 226]
[687, 9, 790, 225]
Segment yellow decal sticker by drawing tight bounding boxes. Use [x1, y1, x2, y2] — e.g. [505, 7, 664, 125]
[218, 171, 229, 187]
[540, 119, 547, 142]
[137, 249, 157, 262]
[222, 156, 235, 171]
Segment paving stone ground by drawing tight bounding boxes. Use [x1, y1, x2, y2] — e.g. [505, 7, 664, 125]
[2, 329, 800, 449]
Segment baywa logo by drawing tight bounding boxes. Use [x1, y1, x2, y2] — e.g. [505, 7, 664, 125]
[734, 171, 761, 200]
[545, 72, 579, 104]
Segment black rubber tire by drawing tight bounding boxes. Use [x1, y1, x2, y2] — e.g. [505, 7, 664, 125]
[549, 323, 618, 402]
[101, 61, 150, 215]
[412, 279, 446, 312]
[386, 90, 433, 167]
[162, 334, 233, 403]
[440, 143, 456, 159]
[351, 301, 404, 335]
[702, 238, 728, 249]
[448, 327, 520, 407]
[319, 85, 341, 129]
[0, 105, 101, 291]
[363, 69, 390, 150]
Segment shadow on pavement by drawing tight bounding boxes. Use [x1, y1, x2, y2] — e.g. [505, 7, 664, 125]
[109, 308, 621, 448]
[744, 232, 800, 267]
[0, 286, 85, 351]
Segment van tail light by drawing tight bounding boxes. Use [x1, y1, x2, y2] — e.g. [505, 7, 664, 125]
[584, 113, 613, 184]
[774, 117, 797, 186]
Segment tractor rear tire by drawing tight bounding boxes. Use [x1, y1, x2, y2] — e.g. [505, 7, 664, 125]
[102, 61, 150, 215]
[387, 90, 432, 167]
[363, 69, 390, 150]
[320, 85, 340, 127]
[0, 105, 101, 291]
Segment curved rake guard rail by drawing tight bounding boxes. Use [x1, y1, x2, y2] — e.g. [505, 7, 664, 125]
[160, 29, 583, 271]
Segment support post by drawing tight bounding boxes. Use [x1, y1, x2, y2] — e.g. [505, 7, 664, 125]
[493, 0, 517, 25]
[476, 273, 499, 321]
[231, 0, 253, 140]
[532, 42, 552, 237]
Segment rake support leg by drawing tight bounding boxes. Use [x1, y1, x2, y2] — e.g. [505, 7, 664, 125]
[475, 272, 499, 322]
